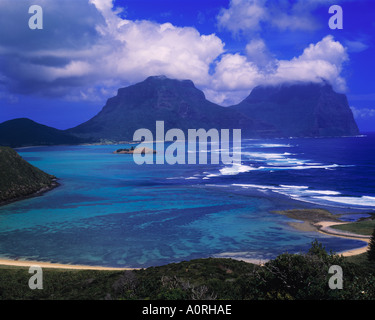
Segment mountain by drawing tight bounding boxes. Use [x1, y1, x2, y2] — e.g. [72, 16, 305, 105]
[0, 118, 88, 148]
[3, 78, 358, 146]
[0, 146, 58, 204]
[68, 76, 276, 140]
[231, 82, 359, 137]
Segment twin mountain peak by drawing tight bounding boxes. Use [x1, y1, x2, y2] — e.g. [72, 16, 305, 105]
[0, 76, 359, 147]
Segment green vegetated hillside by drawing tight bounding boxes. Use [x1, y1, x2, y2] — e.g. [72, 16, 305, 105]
[332, 219, 375, 236]
[0, 146, 57, 203]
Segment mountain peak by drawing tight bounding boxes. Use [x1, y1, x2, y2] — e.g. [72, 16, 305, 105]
[143, 75, 195, 87]
[232, 81, 359, 137]
[245, 81, 335, 104]
[68, 76, 259, 141]
[146, 75, 168, 81]
[3, 118, 38, 125]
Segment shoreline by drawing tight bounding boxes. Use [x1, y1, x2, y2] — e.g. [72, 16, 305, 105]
[276, 209, 371, 257]
[1, 205, 371, 270]
[314, 221, 370, 257]
[0, 219, 369, 270]
[0, 180, 60, 208]
[0, 258, 136, 271]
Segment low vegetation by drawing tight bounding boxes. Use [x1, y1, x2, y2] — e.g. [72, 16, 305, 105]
[331, 218, 375, 236]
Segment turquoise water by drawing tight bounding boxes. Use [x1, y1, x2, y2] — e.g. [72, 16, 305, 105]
[0, 138, 371, 268]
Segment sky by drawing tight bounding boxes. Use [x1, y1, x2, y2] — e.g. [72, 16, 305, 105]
[0, 0, 374, 132]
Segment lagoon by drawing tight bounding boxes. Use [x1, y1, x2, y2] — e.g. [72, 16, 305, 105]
[0, 136, 373, 268]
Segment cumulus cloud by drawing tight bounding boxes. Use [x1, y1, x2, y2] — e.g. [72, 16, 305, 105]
[0, 0, 224, 100]
[245, 39, 276, 71]
[208, 35, 348, 105]
[0, 0, 350, 108]
[0, 0, 104, 97]
[217, 0, 267, 35]
[267, 35, 348, 91]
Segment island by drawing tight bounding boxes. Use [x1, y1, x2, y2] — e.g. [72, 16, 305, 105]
[113, 146, 157, 154]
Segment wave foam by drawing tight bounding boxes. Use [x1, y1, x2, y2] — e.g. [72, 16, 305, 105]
[260, 164, 341, 170]
[315, 196, 375, 208]
[279, 185, 309, 189]
[219, 164, 257, 176]
[244, 143, 293, 148]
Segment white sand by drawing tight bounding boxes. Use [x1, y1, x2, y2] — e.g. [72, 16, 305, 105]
[0, 258, 136, 270]
[314, 221, 370, 257]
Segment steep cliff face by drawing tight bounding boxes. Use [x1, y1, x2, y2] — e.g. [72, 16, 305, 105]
[231, 82, 359, 137]
[68, 76, 270, 140]
[68, 78, 359, 141]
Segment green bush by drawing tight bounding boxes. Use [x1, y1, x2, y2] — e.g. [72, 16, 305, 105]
[368, 228, 375, 262]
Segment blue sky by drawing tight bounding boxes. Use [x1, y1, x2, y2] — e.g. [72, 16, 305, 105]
[0, 0, 374, 132]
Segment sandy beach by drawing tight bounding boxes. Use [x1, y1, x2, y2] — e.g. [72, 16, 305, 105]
[274, 208, 372, 257]
[237, 220, 371, 264]
[0, 258, 136, 270]
[314, 221, 370, 257]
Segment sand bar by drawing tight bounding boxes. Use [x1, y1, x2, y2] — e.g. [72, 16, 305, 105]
[276, 209, 371, 257]
[314, 221, 370, 257]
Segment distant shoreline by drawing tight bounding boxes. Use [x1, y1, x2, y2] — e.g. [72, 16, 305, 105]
[11, 133, 370, 150]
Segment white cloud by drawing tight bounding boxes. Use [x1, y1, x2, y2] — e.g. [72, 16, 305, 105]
[81, 0, 225, 89]
[245, 39, 276, 70]
[350, 107, 375, 119]
[104, 21, 224, 86]
[208, 35, 349, 105]
[217, 0, 267, 35]
[268, 35, 348, 91]
[0, 0, 225, 99]
[0, 0, 350, 108]
[206, 53, 263, 105]
[299, 35, 348, 66]
[212, 54, 261, 91]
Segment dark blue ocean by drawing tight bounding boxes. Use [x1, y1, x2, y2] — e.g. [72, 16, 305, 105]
[0, 134, 374, 267]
